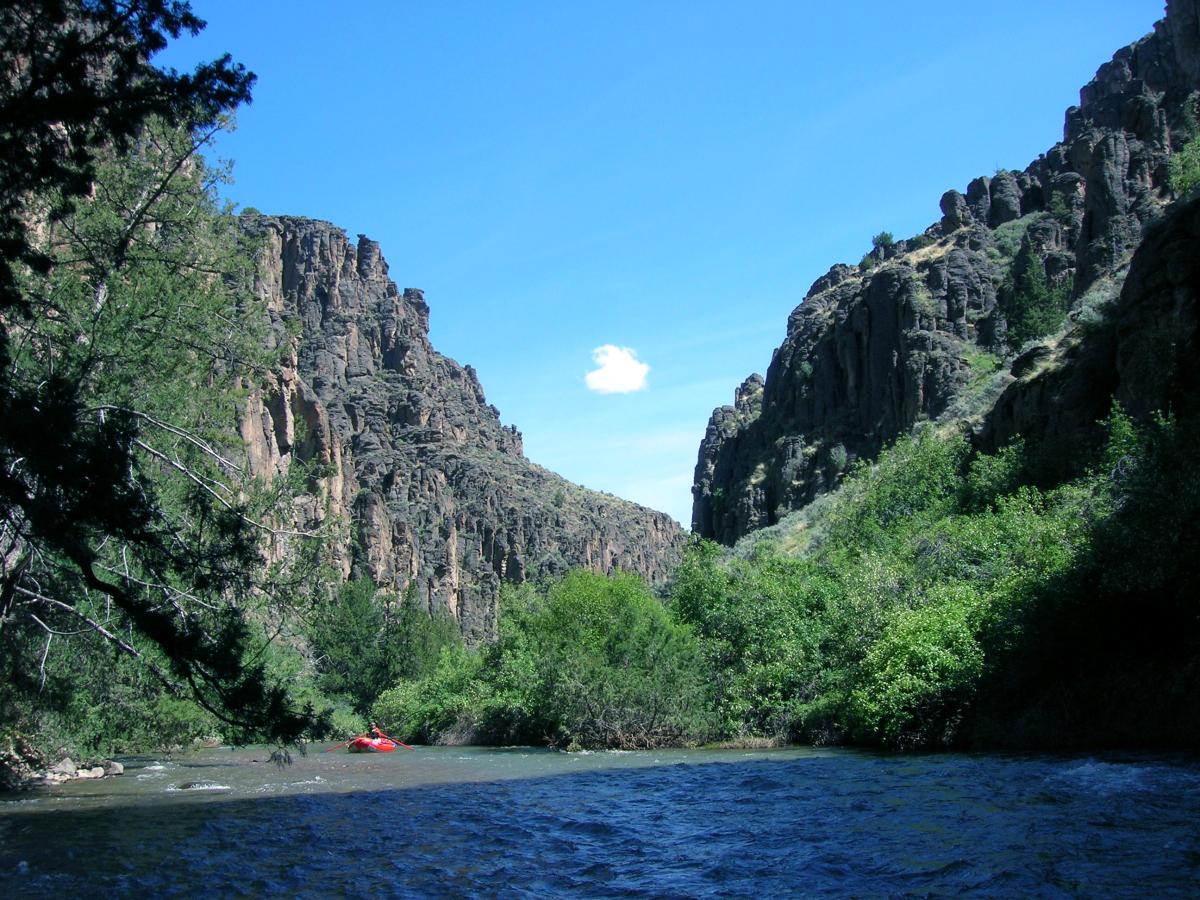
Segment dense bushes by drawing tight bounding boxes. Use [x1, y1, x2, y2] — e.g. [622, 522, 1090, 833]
[374, 571, 712, 749]
[309, 578, 460, 716]
[669, 542, 834, 740]
[669, 415, 1200, 750]
[1169, 99, 1200, 197]
[26, 406, 1192, 756]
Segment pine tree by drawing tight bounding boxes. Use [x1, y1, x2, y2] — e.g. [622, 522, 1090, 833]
[0, 2, 323, 746]
[1000, 239, 1071, 349]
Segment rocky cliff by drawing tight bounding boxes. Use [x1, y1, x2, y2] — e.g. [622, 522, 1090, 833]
[977, 194, 1200, 460]
[694, 0, 1200, 544]
[238, 217, 684, 641]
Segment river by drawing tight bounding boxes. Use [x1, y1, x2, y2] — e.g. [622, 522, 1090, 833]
[1, 745, 1197, 896]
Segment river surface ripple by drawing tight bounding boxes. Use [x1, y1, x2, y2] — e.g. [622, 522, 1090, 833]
[1, 746, 1198, 897]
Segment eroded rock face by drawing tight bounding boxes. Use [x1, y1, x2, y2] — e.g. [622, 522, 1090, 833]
[694, 0, 1200, 544]
[240, 217, 684, 641]
[978, 197, 1200, 456]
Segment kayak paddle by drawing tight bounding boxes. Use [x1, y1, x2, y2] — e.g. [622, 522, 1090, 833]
[373, 728, 416, 751]
[324, 734, 366, 752]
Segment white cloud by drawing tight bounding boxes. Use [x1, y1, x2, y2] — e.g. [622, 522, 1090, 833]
[585, 344, 649, 394]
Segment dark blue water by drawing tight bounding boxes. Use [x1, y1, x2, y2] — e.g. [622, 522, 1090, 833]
[2, 746, 1198, 896]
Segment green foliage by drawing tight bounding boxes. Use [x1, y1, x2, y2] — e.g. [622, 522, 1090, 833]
[0, 116, 327, 749]
[859, 252, 876, 272]
[1169, 99, 1200, 198]
[310, 578, 460, 716]
[824, 430, 969, 551]
[872, 231, 895, 250]
[964, 347, 1000, 379]
[0, 4, 324, 751]
[828, 443, 849, 472]
[963, 438, 1026, 510]
[909, 285, 939, 318]
[372, 399, 1200, 753]
[375, 572, 712, 749]
[0, 621, 228, 758]
[671, 540, 833, 739]
[1169, 137, 1200, 196]
[848, 585, 984, 748]
[989, 215, 1037, 261]
[674, 408, 1200, 750]
[0, 1, 255, 313]
[1048, 191, 1073, 225]
[999, 239, 1073, 348]
[373, 645, 487, 744]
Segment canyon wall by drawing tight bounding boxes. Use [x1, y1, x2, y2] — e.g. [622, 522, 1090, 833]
[694, 0, 1200, 544]
[239, 217, 683, 641]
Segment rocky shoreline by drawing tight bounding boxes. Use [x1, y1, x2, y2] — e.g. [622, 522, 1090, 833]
[1, 741, 124, 792]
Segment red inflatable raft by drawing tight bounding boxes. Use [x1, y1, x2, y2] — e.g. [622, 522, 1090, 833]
[347, 736, 398, 753]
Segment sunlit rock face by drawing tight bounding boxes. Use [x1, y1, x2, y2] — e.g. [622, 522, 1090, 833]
[694, 0, 1200, 545]
[239, 216, 684, 642]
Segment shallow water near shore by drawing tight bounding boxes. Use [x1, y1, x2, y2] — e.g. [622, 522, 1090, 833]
[2, 744, 1198, 896]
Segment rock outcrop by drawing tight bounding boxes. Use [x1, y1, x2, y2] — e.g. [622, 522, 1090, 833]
[977, 196, 1200, 457]
[694, 0, 1200, 544]
[240, 217, 684, 641]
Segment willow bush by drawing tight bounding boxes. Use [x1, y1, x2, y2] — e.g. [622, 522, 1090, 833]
[374, 571, 713, 749]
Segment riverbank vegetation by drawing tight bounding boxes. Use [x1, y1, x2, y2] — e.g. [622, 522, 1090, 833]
[0, 1, 326, 768]
[373, 571, 712, 749]
[365, 404, 1198, 752]
[3, 2, 1198, 769]
[671, 412, 1199, 749]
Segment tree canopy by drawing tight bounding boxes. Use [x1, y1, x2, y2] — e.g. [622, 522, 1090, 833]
[0, 1, 322, 745]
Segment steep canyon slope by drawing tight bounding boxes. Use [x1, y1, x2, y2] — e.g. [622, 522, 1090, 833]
[694, 0, 1200, 544]
[239, 217, 683, 641]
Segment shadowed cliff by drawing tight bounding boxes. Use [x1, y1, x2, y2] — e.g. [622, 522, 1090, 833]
[694, 0, 1200, 544]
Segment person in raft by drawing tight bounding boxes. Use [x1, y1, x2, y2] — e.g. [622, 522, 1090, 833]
[367, 722, 383, 740]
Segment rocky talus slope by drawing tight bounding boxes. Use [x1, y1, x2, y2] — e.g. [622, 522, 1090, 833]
[238, 217, 683, 641]
[693, 0, 1200, 544]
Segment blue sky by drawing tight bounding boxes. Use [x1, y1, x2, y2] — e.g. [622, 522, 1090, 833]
[164, 1, 1164, 527]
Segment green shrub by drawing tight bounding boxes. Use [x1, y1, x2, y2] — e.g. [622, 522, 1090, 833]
[1047, 191, 1073, 224]
[672, 540, 832, 739]
[372, 644, 486, 743]
[310, 578, 461, 716]
[1170, 137, 1200, 196]
[1072, 273, 1123, 332]
[1169, 100, 1200, 197]
[328, 705, 367, 738]
[999, 239, 1072, 348]
[378, 573, 712, 749]
[679, 397, 1200, 751]
[521, 572, 713, 748]
[990, 215, 1037, 261]
[825, 430, 970, 550]
[963, 438, 1025, 510]
[828, 443, 849, 472]
[849, 585, 984, 748]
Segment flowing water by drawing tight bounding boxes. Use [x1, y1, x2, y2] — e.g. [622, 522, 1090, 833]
[1, 744, 1198, 897]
